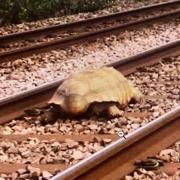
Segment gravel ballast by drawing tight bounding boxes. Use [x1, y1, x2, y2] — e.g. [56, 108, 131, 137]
[125, 140, 180, 180]
[0, 5, 178, 54]
[0, 19, 179, 99]
[0, 55, 179, 179]
[0, 55, 179, 136]
[0, 0, 171, 36]
[0, 137, 111, 165]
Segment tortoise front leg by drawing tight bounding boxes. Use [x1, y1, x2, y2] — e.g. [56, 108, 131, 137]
[90, 103, 106, 116]
[107, 105, 123, 118]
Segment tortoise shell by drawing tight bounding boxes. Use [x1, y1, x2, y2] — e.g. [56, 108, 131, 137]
[48, 67, 142, 116]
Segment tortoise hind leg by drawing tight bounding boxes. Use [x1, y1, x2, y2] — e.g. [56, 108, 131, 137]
[89, 102, 123, 118]
[107, 105, 123, 118]
[90, 102, 107, 116]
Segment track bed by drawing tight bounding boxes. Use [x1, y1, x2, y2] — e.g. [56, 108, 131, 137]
[0, 1, 179, 54]
[125, 140, 180, 179]
[0, 54, 179, 179]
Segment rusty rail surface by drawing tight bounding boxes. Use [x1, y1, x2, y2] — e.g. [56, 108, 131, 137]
[0, 6, 179, 62]
[52, 107, 180, 180]
[0, 41, 179, 177]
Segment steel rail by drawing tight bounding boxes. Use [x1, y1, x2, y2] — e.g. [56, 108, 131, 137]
[0, 10, 179, 63]
[0, 40, 179, 125]
[0, 0, 179, 41]
[52, 106, 180, 180]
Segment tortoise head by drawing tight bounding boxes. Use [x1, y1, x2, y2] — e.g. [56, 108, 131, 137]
[127, 80, 143, 102]
[62, 94, 88, 116]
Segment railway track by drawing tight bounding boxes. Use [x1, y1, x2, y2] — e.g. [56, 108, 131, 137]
[126, 139, 180, 179]
[53, 107, 180, 180]
[0, 0, 179, 62]
[0, 41, 179, 179]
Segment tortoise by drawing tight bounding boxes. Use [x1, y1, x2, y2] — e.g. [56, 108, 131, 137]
[42, 67, 142, 122]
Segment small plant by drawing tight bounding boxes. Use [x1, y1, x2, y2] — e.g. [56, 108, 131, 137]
[0, 0, 116, 25]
